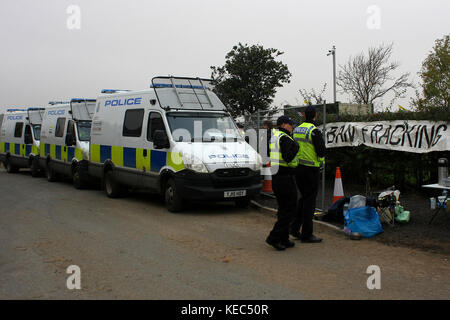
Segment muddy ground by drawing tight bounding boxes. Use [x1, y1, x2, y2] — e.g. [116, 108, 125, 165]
[255, 179, 450, 256]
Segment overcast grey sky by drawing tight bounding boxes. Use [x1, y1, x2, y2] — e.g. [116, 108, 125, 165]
[0, 0, 448, 114]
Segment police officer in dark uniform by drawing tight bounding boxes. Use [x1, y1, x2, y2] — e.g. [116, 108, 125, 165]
[266, 116, 299, 251]
[290, 106, 326, 243]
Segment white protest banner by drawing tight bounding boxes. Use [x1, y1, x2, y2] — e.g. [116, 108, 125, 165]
[323, 121, 449, 153]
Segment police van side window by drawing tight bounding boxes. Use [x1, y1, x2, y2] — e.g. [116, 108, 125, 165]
[55, 118, 66, 137]
[147, 112, 165, 142]
[14, 122, 24, 138]
[123, 109, 144, 137]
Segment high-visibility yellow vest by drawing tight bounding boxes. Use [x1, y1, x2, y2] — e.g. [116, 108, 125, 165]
[269, 130, 298, 168]
[293, 123, 325, 167]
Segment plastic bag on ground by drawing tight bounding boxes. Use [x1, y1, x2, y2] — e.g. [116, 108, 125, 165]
[344, 206, 383, 238]
[394, 205, 410, 223]
[348, 195, 366, 209]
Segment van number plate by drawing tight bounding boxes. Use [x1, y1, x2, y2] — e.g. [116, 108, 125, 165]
[224, 190, 246, 198]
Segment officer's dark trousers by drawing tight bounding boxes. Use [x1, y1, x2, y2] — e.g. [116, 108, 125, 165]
[291, 165, 320, 239]
[268, 173, 297, 242]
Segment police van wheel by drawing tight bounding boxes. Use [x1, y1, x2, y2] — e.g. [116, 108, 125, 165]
[104, 170, 122, 198]
[164, 178, 184, 212]
[73, 167, 85, 189]
[46, 163, 58, 182]
[235, 196, 251, 208]
[31, 158, 40, 178]
[5, 160, 18, 173]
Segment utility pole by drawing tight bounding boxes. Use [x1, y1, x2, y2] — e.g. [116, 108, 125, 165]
[327, 45, 336, 103]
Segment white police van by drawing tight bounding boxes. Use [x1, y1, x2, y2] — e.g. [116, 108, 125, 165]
[39, 99, 95, 188]
[89, 76, 262, 212]
[0, 107, 45, 176]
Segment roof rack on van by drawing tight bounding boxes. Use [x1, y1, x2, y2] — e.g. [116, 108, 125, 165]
[101, 89, 131, 94]
[27, 107, 45, 124]
[70, 98, 96, 121]
[150, 83, 207, 90]
[151, 76, 217, 111]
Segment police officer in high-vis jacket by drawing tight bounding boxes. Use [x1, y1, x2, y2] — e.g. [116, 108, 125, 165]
[266, 116, 299, 251]
[290, 106, 326, 243]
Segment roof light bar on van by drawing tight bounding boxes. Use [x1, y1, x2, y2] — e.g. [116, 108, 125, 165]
[70, 98, 96, 103]
[6, 108, 26, 112]
[27, 107, 45, 111]
[101, 89, 131, 94]
[48, 101, 69, 105]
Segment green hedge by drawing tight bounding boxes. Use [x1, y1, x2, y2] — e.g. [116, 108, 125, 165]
[325, 146, 450, 191]
[334, 105, 449, 123]
[286, 105, 450, 125]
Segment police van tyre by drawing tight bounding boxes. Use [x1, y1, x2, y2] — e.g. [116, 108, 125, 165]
[46, 162, 58, 182]
[235, 196, 251, 208]
[104, 170, 124, 198]
[5, 159, 18, 174]
[31, 157, 40, 178]
[73, 166, 85, 190]
[164, 178, 184, 213]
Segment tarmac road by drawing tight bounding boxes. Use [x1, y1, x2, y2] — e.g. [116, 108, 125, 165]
[0, 169, 449, 299]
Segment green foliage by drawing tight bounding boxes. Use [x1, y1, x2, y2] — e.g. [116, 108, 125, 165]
[413, 34, 450, 111]
[285, 105, 450, 127]
[325, 146, 449, 191]
[211, 43, 291, 118]
[329, 107, 450, 123]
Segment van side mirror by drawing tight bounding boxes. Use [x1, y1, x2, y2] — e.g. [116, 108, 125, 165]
[66, 133, 76, 146]
[154, 130, 170, 149]
[24, 133, 33, 145]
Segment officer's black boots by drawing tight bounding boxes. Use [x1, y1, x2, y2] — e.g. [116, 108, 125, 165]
[266, 237, 286, 251]
[301, 235, 323, 243]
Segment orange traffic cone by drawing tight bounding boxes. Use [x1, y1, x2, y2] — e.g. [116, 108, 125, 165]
[262, 162, 273, 193]
[333, 167, 344, 203]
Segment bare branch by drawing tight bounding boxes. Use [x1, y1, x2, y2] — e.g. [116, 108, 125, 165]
[337, 43, 413, 107]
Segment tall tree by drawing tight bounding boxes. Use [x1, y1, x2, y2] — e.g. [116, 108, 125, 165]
[211, 43, 291, 118]
[413, 34, 449, 110]
[337, 43, 413, 108]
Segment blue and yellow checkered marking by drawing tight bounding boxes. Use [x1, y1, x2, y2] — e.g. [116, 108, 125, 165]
[0, 142, 39, 157]
[90, 144, 185, 173]
[39, 143, 84, 162]
[150, 150, 166, 172]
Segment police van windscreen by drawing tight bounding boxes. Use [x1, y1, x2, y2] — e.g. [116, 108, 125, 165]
[77, 121, 91, 141]
[167, 112, 241, 142]
[33, 125, 41, 141]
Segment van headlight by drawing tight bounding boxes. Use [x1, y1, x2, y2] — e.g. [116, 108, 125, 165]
[182, 153, 209, 173]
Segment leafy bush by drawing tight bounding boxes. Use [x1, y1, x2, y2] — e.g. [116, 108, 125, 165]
[325, 146, 449, 191]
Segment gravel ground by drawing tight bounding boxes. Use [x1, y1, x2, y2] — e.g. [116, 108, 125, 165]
[1, 168, 450, 299]
[255, 179, 450, 256]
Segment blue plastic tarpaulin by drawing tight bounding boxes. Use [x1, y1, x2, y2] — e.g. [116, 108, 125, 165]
[344, 206, 383, 238]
